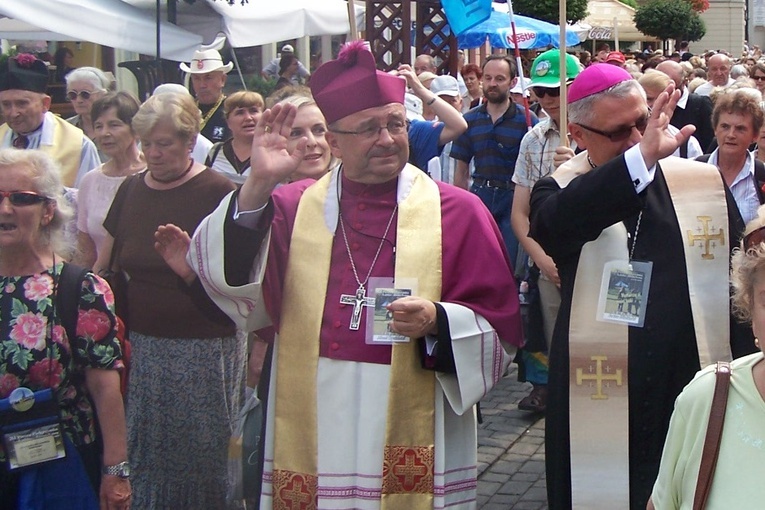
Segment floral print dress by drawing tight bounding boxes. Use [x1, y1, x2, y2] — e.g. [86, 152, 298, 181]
[0, 263, 123, 460]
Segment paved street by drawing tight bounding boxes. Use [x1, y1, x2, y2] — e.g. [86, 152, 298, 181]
[477, 365, 547, 509]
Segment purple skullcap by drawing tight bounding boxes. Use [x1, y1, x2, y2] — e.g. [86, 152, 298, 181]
[568, 63, 632, 104]
[310, 40, 405, 125]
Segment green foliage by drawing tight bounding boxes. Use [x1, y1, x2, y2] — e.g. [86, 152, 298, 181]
[618, 0, 639, 8]
[513, 0, 589, 25]
[247, 74, 278, 98]
[634, 0, 706, 42]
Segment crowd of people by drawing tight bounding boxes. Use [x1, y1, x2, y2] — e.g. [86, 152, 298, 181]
[2, 34, 765, 510]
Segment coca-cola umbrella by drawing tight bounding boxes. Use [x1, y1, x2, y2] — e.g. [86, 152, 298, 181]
[456, 9, 581, 50]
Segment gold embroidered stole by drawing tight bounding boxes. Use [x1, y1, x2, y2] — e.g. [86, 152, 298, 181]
[553, 153, 731, 509]
[0, 117, 83, 187]
[272, 166, 441, 509]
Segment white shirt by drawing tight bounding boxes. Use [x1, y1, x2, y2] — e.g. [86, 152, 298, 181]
[694, 77, 736, 97]
[708, 148, 760, 224]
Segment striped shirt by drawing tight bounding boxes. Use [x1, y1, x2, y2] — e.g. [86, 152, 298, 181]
[451, 101, 537, 181]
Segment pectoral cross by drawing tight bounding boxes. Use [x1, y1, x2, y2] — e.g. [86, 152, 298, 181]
[339, 286, 375, 330]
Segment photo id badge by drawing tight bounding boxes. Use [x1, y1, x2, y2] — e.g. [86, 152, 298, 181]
[596, 260, 653, 327]
[366, 277, 418, 344]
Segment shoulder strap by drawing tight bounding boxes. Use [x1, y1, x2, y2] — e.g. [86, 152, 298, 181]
[57, 262, 90, 344]
[692, 361, 732, 510]
[206, 141, 224, 167]
[754, 160, 765, 205]
[695, 154, 711, 163]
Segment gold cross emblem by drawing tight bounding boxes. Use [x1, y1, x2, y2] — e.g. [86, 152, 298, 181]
[576, 355, 623, 400]
[687, 216, 725, 260]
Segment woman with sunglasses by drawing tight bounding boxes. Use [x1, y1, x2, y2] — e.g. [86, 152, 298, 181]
[749, 62, 765, 97]
[511, 49, 580, 414]
[648, 205, 765, 509]
[0, 149, 130, 510]
[65, 67, 110, 147]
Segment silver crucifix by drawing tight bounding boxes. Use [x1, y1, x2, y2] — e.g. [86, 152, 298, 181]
[339, 286, 375, 330]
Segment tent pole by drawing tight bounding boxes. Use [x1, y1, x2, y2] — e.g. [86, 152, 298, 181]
[230, 47, 247, 90]
[347, 0, 358, 40]
[156, 0, 161, 60]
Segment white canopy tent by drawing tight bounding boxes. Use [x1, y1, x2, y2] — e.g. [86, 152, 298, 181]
[125, 0, 359, 48]
[0, 0, 203, 61]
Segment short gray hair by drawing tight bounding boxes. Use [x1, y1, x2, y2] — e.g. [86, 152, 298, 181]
[65, 67, 110, 91]
[732, 205, 765, 323]
[0, 149, 72, 254]
[132, 92, 201, 142]
[568, 80, 645, 126]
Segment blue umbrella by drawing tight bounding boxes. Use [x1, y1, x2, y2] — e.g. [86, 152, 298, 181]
[457, 10, 580, 50]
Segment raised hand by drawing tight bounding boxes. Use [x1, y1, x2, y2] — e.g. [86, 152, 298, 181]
[154, 224, 195, 284]
[239, 103, 308, 211]
[638, 83, 696, 169]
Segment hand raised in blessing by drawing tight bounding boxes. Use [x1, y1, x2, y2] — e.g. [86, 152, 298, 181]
[638, 83, 696, 169]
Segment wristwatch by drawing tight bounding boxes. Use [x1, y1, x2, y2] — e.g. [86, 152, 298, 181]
[102, 461, 131, 478]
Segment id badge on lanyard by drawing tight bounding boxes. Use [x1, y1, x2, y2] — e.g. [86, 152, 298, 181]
[0, 387, 66, 470]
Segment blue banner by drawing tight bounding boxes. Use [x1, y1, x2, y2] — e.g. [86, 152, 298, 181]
[441, 0, 492, 36]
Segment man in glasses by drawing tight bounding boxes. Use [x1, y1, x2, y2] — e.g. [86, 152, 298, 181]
[180, 41, 523, 508]
[529, 64, 756, 510]
[656, 59, 714, 150]
[510, 49, 581, 415]
[180, 44, 233, 143]
[0, 54, 100, 188]
[452, 54, 538, 268]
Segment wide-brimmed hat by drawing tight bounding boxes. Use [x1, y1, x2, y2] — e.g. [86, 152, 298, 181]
[311, 40, 405, 125]
[0, 54, 48, 94]
[179, 48, 233, 74]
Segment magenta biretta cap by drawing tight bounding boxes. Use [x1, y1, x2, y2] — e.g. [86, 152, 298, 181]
[310, 40, 406, 124]
[568, 63, 632, 104]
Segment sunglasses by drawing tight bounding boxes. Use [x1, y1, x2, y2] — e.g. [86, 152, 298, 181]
[66, 90, 97, 101]
[753, 75, 765, 82]
[576, 112, 650, 142]
[743, 226, 765, 252]
[0, 191, 49, 206]
[532, 87, 560, 98]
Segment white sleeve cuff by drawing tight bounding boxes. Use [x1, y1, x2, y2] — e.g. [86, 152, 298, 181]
[624, 144, 656, 193]
[232, 199, 268, 229]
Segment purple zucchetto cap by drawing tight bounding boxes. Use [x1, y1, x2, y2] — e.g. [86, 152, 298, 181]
[0, 54, 49, 94]
[310, 40, 405, 125]
[568, 63, 632, 104]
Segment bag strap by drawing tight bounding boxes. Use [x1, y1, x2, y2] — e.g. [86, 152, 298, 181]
[692, 360, 732, 510]
[57, 262, 90, 345]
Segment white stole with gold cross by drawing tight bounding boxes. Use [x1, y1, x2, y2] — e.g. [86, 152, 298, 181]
[553, 153, 731, 509]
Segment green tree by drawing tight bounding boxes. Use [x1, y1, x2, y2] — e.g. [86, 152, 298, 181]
[634, 0, 706, 42]
[513, 0, 589, 25]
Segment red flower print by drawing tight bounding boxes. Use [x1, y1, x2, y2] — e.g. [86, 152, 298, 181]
[52, 324, 70, 352]
[76, 309, 112, 341]
[92, 275, 115, 307]
[10, 312, 47, 351]
[23, 273, 53, 301]
[29, 358, 63, 388]
[0, 373, 20, 398]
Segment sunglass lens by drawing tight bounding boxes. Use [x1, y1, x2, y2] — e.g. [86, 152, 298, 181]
[66, 91, 77, 101]
[9, 193, 44, 206]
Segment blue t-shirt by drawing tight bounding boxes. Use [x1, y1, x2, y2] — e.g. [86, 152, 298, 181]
[407, 119, 445, 173]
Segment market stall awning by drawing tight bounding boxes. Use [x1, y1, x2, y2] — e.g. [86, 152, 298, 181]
[125, 0, 359, 48]
[0, 0, 203, 61]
